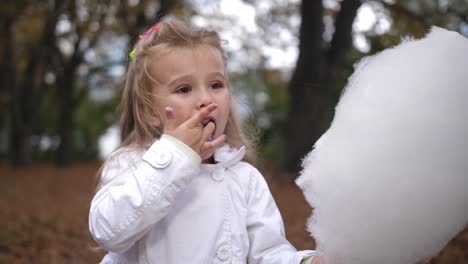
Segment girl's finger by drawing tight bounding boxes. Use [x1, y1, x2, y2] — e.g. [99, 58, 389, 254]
[187, 103, 218, 128]
[201, 122, 216, 142]
[164, 107, 177, 131]
[202, 134, 227, 152]
[200, 149, 214, 160]
[311, 256, 321, 264]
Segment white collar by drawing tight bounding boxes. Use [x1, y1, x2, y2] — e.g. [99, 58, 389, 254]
[213, 144, 246, 168]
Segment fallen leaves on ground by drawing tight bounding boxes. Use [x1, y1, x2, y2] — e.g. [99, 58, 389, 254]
[0, 163, 466, 263]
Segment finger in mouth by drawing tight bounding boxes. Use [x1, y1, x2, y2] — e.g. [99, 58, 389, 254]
[201, 118, 216, 141]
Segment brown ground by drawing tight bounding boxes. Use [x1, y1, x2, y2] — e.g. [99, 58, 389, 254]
[0, 163, 467, 263]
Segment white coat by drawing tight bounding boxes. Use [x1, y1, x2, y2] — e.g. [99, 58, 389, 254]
[89, 135, 315, 263]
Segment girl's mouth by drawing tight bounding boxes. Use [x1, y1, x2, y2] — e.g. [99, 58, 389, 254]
[202, 118, 216, 141]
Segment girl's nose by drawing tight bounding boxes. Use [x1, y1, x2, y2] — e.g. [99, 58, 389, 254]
[198, 89, 214, 109]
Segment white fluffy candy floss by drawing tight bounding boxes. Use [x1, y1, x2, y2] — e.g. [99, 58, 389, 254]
[296, 27, 468, 264]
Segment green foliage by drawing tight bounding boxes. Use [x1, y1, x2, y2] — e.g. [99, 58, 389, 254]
[72, 93, 120, 161]
[258, 70, 289, 161]
[1, 0, 466, 165]
[230, 69, 289, 161]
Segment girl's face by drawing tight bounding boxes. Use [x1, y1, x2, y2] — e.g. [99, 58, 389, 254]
[150, 45, 231, 156]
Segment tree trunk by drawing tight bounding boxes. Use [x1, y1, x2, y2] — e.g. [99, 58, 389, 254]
[56, 50, 81, 166]
[0, 16, 13, 158]
[6, 0, 64, 166]
[284, 0, 361, 173]
[284, 0, 326, 172]
[56, 80, 74, 166]
[324, 0, 361, 97]
[6, 14, 35, 167]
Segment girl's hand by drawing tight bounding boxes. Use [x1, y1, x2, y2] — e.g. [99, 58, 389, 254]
[163, 103, 227, 159]
[311, 256, 321, 264]
[303, 255, 321, 264]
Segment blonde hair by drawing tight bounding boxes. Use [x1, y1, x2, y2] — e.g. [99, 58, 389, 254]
[116, 18, 256, 164]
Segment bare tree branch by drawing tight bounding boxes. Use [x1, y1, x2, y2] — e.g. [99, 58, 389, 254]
[326, 0, 361, 90]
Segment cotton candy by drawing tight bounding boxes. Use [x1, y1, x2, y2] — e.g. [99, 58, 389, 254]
[296, 27, 468, 264]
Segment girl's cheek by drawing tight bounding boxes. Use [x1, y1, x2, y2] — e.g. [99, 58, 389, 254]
[177, 113, 192, 126]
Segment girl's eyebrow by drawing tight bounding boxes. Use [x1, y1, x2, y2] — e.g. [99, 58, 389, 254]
[166, 74, 193, 86]
[207, 72, 226, 80]
[165, 72, 226, 86]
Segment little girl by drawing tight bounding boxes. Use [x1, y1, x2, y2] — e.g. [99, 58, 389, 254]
[89, 19, 318, 264]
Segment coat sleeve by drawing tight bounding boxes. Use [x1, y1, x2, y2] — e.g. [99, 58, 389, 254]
[89, 135, 201, 253]
[246, 167, 316, 264]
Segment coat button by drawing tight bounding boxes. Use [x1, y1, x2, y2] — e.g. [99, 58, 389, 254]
[154, 151, 172, 168]
[212, 167, 225, 182]
[216, 244, 231, 261]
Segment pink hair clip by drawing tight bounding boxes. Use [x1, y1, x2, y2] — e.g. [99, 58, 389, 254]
[139, 23, 162, 39]
[129, 23, 162, 59]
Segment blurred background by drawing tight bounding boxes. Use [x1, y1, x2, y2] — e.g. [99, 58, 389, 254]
[1, 0, 467, 263]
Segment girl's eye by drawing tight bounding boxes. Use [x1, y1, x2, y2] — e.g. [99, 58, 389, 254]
[176, 86, 192, 94]
[210, 81, 225, 89]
